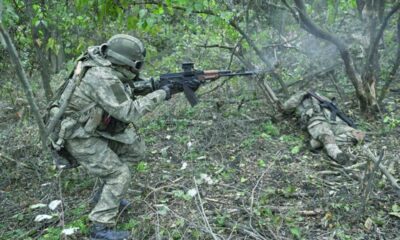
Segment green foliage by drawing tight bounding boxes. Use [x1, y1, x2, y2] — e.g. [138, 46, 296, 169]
[383, 114, 400, 130]
[41, 227, 62, 240]
[121, 218, 139, 230]
[289, 226, 302, 239]
[172, 189, 192, 201]
[290, 145, 301, 155]
[257, 159, 266, 168]
[136, 161, 149, 172]
[262, 121, 280, 137]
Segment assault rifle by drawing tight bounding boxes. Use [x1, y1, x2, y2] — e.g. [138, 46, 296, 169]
[160, 62, 260, 106]
[307, 91, 356, 128]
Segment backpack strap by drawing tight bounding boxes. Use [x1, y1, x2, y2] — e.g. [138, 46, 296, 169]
[46, 61, 90, 136]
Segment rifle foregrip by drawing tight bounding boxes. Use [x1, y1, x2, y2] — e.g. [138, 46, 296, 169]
[202, 70, 221, 80]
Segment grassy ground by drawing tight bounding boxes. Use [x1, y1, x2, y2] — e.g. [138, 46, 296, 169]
[0, 79, 399, 240]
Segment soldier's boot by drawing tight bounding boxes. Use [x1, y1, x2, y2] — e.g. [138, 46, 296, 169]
[90, 224, 130, 240]
[309, 139, 323, 150]
[91, 186, 131, 214]
[118, 199, 131, 214]
[319, 134, 349, 164]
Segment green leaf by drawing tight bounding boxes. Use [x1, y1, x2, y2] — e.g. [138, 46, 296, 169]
[139, 8, 147, 18]
[290, 227, 301, 239]
[136, 161, 148, 172]
[291, 146, 301, 154]
[258, 159, 266, 168]
[154, 6, 164, 15]
[220, 11, 233, 23]
[127, 15, 138, 29]
[32, 4, 41, 12]
[392, 204, 400, 212]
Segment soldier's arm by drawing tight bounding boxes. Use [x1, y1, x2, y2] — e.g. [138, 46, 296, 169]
[83, 67, 167, 123]
[282, 91, 308, 113]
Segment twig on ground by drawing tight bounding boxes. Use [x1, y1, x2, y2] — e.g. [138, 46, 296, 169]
[154, 193, 161, 240]
[193, 177, 220, 240]
[0, 152, 32, 169]
[136, 176, 184, 200]
[57, 170, 66, 240]
[224, 222, 269, 240]
[249, 167, 270, 226]
[360, 147, 385, 216]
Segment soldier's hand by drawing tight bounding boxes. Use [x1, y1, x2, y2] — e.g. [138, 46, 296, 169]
[74, 61, 83, 77]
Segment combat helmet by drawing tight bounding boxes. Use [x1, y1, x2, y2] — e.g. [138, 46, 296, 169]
[102, 34, 146, 72]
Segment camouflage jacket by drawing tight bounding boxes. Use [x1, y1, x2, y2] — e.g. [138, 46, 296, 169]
[282, 91, 347, 127]
[57, 46, 166, 144]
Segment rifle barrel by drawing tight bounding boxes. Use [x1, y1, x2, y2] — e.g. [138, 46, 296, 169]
[220, 71, 257, 77]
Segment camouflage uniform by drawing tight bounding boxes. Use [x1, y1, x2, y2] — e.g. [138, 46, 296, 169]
[283, 91, 365, 163]
[53, 45, 166, 226]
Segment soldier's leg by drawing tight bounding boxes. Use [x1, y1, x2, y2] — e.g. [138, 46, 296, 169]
[65, 137, 131, 226]
[307, 119, 348, 164]
[333, 124, 365, 146]
[109, 134, 147, 163]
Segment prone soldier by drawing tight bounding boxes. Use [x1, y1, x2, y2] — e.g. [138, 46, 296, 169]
[282, 90, 365, 164]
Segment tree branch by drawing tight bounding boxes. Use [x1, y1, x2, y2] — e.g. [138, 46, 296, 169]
[195, 44, 234, 50]
[0, 21, 48, 150]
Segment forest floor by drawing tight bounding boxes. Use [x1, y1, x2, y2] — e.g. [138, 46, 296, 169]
[0, 81, 399, 240]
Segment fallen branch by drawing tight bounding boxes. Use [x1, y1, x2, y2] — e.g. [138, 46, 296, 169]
[0, 152, 32, 169]
[363, 146, 400, 192]
[224, 221, 269, 240]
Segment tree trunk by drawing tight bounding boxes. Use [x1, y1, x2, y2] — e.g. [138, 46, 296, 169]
[363, 1, 400, 110]
[25, 0, 53, 101]
[379, 14, 400, 104]
[361, 0, 381, 112]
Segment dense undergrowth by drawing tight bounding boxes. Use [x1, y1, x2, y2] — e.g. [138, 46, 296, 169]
[0, 76, 399, 240]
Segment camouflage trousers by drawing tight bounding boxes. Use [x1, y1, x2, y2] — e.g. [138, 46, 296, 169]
[65, 133, 145, 226]
[307, 116, 363, 160]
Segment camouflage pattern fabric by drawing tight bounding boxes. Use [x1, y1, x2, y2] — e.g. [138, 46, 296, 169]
[283, 91, 365, 162]
[59, 46, 166, 226]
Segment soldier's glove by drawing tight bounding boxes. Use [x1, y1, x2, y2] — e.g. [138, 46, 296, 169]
[160, 83, 172, 100]
[158, 79, 183, 100]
